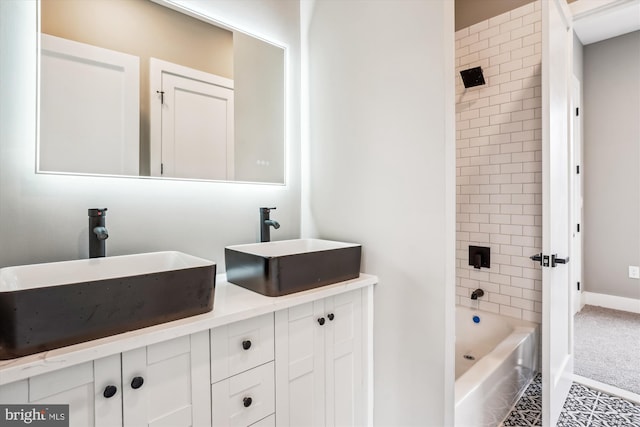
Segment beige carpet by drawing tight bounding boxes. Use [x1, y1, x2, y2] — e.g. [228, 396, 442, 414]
[574, 305, 640, 395]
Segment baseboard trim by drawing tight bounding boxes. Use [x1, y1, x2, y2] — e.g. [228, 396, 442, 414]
[573, 374, 640, 405]
[581, 292, 640, 314]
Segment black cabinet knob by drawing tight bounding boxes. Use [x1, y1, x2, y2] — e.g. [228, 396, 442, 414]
[327, 313, 335, 321]
[243, 397, 253, 408]
[103, 385, 117, 398]
[317, 317, 325, 326]
[242, 340, 252, 350]
[131, 376, 144, 390]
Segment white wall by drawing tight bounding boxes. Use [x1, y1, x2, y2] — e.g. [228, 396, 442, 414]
[0, 0, 300, 268]
[583, 31, 640, 300]
[455, 0, 535, 31]
[304, 0, 456, 425]
[456, 1, 544, 322]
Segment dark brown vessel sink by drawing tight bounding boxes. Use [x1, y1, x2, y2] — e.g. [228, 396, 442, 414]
[225, 239, 361, 297]
[0, 251, 216, 359]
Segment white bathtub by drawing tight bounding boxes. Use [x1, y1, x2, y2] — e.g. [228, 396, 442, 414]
[455, 306, 539, 427]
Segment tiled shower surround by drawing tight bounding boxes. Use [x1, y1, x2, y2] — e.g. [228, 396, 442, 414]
[455, 1, 543, 322]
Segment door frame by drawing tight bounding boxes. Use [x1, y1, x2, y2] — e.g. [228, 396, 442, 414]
[570, 75, 583, 315]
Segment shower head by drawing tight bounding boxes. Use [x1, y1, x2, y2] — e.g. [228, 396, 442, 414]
[460, 66, 485, 88]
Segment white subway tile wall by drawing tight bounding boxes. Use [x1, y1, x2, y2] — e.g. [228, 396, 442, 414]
[456, 1, 542, 323]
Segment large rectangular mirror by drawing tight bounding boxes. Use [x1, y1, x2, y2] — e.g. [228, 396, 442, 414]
[38, 0, 285, 184]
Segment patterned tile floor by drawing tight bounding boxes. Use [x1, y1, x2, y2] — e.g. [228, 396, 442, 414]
[501, 373, 640, 426]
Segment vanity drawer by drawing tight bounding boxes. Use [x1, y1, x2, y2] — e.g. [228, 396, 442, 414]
[210, 313, 274, 383]
[249, 414, 275, 427]
[211, 362, 275, 427]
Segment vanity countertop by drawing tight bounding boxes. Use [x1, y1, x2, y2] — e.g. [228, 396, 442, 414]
[0, 273, 377, 385]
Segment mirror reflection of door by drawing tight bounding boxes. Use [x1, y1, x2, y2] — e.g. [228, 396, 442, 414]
[40, 34, 140, 176]
[149, 59, 234, 180]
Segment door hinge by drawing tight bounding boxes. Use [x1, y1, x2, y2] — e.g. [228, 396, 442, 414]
[577, 281, 581, 291]
[161, 163, 164, 175]
[577, 223, 580, 232]
[576, 107, 579, 116]
[576, 165, 580, 174]
[156, 90, 165, 104]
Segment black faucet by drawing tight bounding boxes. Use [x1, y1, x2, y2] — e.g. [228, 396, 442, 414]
[259, 207, 280, 242]
[471, 289, 485, 300]
[88, 208, 108, 258]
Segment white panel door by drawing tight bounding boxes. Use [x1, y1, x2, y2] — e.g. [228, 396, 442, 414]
[122, 332, 211, 427]
[40, 34, 140, 175]
[275, 301, 326, 427]
[149, 58, 234, 180]
[542, 0, 574, 424]
[324, 290, 363, 427]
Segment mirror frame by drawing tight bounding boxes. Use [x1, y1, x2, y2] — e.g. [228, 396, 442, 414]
[35, 0, 289, 186]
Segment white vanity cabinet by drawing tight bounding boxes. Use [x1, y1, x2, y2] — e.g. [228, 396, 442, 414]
[0, 277, 375, 427]
[274, 288, 366, 427]
[0, 332, 210, 427]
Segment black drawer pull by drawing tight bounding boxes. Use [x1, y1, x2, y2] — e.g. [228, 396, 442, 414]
[327, 313, 334, 321]
[317, 317, 325, 326]
[242, 340, 252, 350]
[243, 396, 253, 408]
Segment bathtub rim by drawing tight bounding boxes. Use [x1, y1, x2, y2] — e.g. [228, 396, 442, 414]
[454, 308, 539, 407]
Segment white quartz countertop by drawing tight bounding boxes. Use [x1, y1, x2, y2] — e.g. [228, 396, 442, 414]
[0, 273, 377, 386]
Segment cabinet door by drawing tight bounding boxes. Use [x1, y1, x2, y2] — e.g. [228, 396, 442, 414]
[122, 331, 211, 427]
[0, 355, 122, 427]
[275, 290, 366, 427]
[324, 289, 363, 427]
[275, 300, 326, 427]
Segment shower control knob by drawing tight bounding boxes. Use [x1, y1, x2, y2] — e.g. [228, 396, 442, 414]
[327, 313, 334, 321]
[103, 385, 117, 398]
[131, 376, 144, 390]
[242, 340, 252, 350]
[317, 317, 325, 326]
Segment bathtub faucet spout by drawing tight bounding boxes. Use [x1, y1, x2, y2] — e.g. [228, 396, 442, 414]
[471, 288, 484, 300]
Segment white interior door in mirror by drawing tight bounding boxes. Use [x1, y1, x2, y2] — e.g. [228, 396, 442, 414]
[150, 58, 234, 180]
[40, 34, 140, 176]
